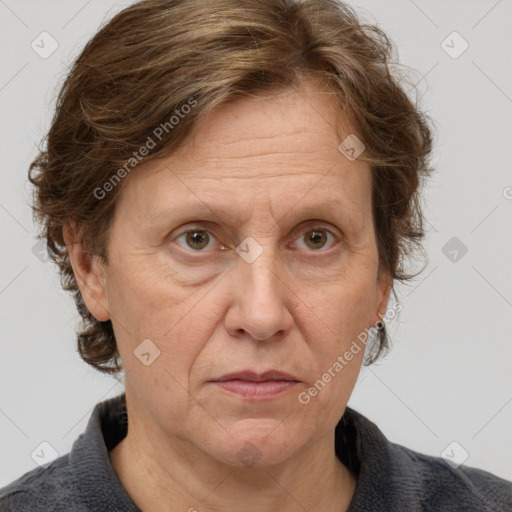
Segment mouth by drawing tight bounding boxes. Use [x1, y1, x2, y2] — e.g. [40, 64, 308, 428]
[208, 370, 301, 401]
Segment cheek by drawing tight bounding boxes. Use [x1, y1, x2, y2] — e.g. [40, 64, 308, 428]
[105, 255, 215, 375]
[297, 270, 376, 349]
[106, 238, 376, 394]
[293, 269, 375, 398]
[280, 291, 369, 439]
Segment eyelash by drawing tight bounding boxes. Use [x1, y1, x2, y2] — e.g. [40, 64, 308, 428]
[173, 225, 340, 254]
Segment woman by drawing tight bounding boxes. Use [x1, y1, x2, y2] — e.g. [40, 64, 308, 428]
[1, 0, 510, 510]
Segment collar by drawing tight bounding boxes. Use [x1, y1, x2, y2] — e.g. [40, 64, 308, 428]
[68, 392, 409, 511]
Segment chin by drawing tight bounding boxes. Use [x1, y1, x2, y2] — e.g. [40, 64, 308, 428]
[206, 419, 306, 468]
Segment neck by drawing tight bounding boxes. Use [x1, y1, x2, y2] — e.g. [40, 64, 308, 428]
[109, 413, 357, 512]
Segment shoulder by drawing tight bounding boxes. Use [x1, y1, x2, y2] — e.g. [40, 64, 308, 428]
[341, 407, 512, 511]
[390, 441, 512, 510]
[0, 453, 88, 512]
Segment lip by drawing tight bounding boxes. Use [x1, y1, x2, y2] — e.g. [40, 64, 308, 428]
[209, 370, 301, 401]
[211, 370, 299, 383]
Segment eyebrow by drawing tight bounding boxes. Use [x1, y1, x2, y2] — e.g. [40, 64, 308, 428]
[276, 199, 362, 229]
[146, 198, 363, 231]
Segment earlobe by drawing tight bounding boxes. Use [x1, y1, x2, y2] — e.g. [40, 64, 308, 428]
[63, 223, 111, 322]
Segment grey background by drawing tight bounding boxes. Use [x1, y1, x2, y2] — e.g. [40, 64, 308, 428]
[1, 0, 511, 486]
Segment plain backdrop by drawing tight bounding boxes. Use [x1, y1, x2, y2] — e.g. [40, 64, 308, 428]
[1, 0, 511, 487]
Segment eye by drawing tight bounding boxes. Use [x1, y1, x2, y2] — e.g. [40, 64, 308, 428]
[173, 225, 339, 253]
[293, 227, 337, 251]
[175, 229, 217, 251]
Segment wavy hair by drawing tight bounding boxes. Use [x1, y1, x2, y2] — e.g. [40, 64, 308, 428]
[28, 0, 435, 374]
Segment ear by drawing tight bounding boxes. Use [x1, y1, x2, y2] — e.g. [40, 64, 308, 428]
[372, 269, 393, 326]
[63, 222, 110, 322]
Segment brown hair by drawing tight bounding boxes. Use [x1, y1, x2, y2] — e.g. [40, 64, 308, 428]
[28, 0, 435, 374]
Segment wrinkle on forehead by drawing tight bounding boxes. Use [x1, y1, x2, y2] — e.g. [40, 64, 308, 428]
[117, 81, 372, 238]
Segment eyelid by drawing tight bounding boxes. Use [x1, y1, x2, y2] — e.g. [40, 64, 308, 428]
[289, 225, 340, 251]
[170, 221, 220, 242]
[172, 219, 341, 238]
[172, 224, 221, 251]
[172, 221, 342, 252]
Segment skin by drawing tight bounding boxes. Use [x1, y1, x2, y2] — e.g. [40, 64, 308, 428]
[65, 78, 392, 512]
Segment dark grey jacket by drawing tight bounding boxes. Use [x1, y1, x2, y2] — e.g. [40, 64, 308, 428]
[1, 393, 511, 511]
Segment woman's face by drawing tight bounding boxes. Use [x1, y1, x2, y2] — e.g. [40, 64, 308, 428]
[75, 81, 392, 468]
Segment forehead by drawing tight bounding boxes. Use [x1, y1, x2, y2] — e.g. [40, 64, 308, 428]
[119, 83, 372, 229]
[182, 81, 356, 161]
[141, 178, 366, 235]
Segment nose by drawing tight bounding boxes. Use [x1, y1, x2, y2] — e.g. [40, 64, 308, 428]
[224, 241, 294, 342]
